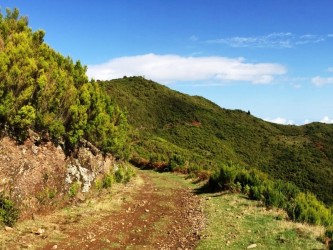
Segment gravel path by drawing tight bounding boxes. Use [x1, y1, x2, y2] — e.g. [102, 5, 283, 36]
[40, 170, 205, 250]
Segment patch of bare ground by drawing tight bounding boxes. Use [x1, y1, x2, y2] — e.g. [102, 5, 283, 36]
[1, 170, 205, 250]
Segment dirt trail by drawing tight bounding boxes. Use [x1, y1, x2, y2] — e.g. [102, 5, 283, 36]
[1, 170, 205, 250]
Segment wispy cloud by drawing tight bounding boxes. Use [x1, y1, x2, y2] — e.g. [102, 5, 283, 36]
[312, 76, 333, 86]
[320, 116, 333, 124]
[87, 53, 286, 84]
[265, 117, 294, 125]
[328, 67, 333, 72]
[206, 32, 327, 48]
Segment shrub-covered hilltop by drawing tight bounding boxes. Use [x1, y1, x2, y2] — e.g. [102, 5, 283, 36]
[103, 77, 333, 204]
[0, 8, 129, 158]
[102, 77, 333, 227]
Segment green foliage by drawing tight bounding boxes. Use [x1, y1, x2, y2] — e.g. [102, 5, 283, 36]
[209, 165, 236, 190]
[288, 192, 333, 226]
[114, 163, 136, 184]
[12, 105, 36, 129]
[101, 173, 114, 189]
[95, 164, 135, 190]
[36, 188, 57, 204]
[0, 8, 130, 157]
[0, 194, 20, 227]
[209, 164, 333, 227]
[169, 154, 186, 170]
[104, 76, 333, 206]
[94, 173, 114, 190]
[68, 182, 81, 198]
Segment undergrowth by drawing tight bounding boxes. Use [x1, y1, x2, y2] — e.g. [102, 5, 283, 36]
[208, 164, 333, 243]
[95, 163, 136, 191]
[0, 194, 19, 227]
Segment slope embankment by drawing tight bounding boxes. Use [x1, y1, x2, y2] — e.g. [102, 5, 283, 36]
[0, 134, 117, 221]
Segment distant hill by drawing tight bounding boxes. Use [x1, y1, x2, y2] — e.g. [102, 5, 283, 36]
[102, 76, 333, 205]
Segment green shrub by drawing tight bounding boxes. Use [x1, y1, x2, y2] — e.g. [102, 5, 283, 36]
[114, 167, 125, 183]
[114, 163, 135, 184]
[94, 179, 103, 190]
[95, 173, 114, 190]
[216, 165, 237, 190]
[0, 194, 20, 226]
[275, 180, 300, 201]
[102, 173, 114, 189]
[243, 184, 251, 195]
[235, 170, 252, 187]
[68, 182, 81, 198]
[12, 105, 36, 129]
[287, 192, 333, 226]
[208, 163, 333, 227]
[169, 154, 186, 170]
[36, 188, 57, 204]
[249, 185, 265, 201]
[262, 186, 286, 208]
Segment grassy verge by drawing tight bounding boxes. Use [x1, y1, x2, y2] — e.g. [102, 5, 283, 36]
[135, 171, 326, 249]
[197, 192, 326, 250]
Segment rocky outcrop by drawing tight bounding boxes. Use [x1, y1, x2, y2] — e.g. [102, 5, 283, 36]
[0, 135, 116, 220]
[65, 139, 115, 193]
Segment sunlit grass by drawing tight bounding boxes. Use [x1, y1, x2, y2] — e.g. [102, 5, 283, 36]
[197, 192, 326, 250]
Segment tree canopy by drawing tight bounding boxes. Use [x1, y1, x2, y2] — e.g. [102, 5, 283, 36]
[0, 8, 129, 158]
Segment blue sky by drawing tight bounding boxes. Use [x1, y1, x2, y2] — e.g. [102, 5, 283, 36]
[2, 0, 333, 125]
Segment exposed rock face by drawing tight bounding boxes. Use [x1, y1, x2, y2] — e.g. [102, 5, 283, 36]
[66, 140, 115, 193]
[0, 135, 115, 220]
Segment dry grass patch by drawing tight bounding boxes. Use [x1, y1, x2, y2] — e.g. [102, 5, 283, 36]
[0, 170, 143, 249]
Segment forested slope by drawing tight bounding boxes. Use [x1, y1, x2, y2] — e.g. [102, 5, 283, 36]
[102, 76, 333, 205]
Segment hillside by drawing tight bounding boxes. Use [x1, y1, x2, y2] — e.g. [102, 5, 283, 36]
[102, 76, 333, 205]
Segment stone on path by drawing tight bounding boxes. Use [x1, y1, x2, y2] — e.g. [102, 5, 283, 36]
[247, 243, 257, 249]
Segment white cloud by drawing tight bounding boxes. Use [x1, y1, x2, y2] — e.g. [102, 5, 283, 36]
[328, 67, 333, 72]
[206, 32, 326, 48]
[312, 76, 333, 86]
[264, 117, 294, 125]
[320, 116, 333, 124]
[303, 119, 311, 125]
[87, 53, 286, 84]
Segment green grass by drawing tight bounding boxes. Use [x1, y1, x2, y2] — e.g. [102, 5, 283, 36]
[138, 171, 326, 249]
[197, 192, 326, 250]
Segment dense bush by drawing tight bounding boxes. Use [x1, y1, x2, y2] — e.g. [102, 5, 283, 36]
[209, 164, 333, 227]
[288, 192, 333, 226]
[114, 163, 136, 184]
[0, 194, 20, 226]
[0, 8, 130, 158]
[169, 154, 186, 170]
